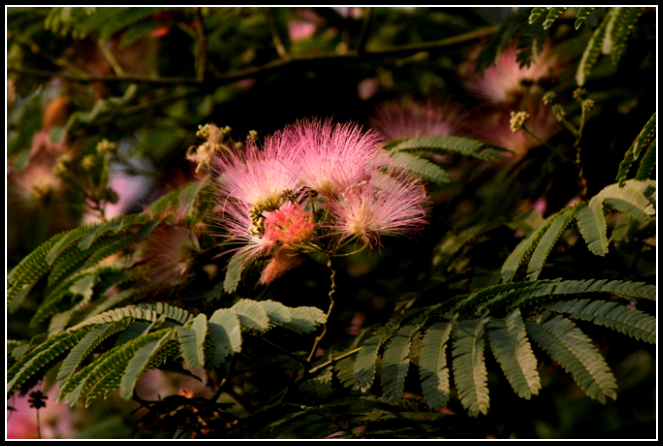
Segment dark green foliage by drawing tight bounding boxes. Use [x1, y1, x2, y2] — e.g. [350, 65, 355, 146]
[575, 8, 596, 29]
[616, 113, 656, 185]
[451, 318, 489, 417]
[547, 299, 656, 343]
[526, 316, 617, 404]
[542, 7, 568, 30]
[487, 310, 540, 399]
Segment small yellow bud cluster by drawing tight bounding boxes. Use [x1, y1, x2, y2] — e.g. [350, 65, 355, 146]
[96, 138, 117, 156]
[582, 99, 595, 112]
[542, 91, 556, 105]
[572, 88, 588, 101]
[53, 154, 72, 178]
[552, 104, 566, 122]
[189, 124, 234, 173]
[81, 155, 97, 172]
[509, 111, 530, 133]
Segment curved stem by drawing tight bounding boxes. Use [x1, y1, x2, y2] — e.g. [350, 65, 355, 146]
[306, 257, 337, 363]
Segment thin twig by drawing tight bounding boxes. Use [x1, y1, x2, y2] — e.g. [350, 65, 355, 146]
[307, 258, 337, 364]
[308, 347, 362, 376]
[98, 42, 125, 76]
[8, 24, 499, 87]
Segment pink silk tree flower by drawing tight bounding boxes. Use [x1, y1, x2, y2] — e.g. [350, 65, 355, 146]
[368, 99, 462, 140]
[462, 43, 559, 105]
[213, 137, 300, 212]
[259, 246, 306, 285]
[262, 202, 315, 246]
[283, 119, 386, 196]
[327, 169, 428, 248]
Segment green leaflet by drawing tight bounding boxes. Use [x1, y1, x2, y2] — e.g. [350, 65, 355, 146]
[232, 299, 270, 332]
[119, 331, 172, 399]
[178, 313, 208, 368]
[207, 308, 242, 368]
[418, 320, 454, 410]
[528, 7, 546, 25]
[575, 7, 596, 30]
[576, 9, 611, 86]
[617, 113, 656, 185]
[56, 319, 134, 384]
[276, 306, 326, 334]
[542, 7, 568, 30]
[388, 135, 502, 160]
[501, 209, 558, 283]
[547, 299, 655, 343]
[526, 316, 617, 404]
[7, 232, 65, 312]
[451, 318, 490, 417]
[486, 310, 540, 399]
[600, 7, 622, 55]
[526, 206, 579, 281]
[353, 329, 386, 393]
[8, 326, 96, 398]
[388, 151, 449, 185]
[575, 204, 608, 256]
[635, 139, 656, 181]
[381, 321, 423, 402]
[610, 8, 644, 64]
[223, 250, 247, 294]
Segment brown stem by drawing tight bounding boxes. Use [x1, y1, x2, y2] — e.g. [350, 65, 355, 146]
[306, 258, 337, 363]
[8, 24, 498, 87]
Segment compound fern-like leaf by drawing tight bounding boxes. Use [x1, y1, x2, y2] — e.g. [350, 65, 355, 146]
[451, 318, 489, 417]
[526, 206, 578, 280]
[418, 320, 454, 410]
[206, 308, 242, 368]
[576, 10, 611, 86]
[547, 299, 655, 343]
[526, 316, 617, 404]
[381, 322, 422, 402]
[119, 331, 172, 399]
[575, 7, 596, 30]
[486, 310, 540, 399]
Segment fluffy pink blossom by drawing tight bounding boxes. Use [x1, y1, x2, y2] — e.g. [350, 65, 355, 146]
[213, 138, 300, 212]
[212, 119, 430, 283]
[368, 99, 461, 140]
[327, 169, 428, 248]
[263, 202, 315, 246]
[284, 119, 386, 196]
[463, 43, 559, 104]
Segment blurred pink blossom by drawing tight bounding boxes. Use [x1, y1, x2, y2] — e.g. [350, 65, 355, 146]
[469, 105, 561, 159]
[462, 43, 559, 104]
[7, 385, 75, 439]
[368, 99, 462, 140]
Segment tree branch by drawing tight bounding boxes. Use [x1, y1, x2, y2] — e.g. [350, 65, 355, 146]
[8, 24, 498, 87]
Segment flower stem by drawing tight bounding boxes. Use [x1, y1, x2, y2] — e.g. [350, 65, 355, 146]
[306, 258, 337, 363]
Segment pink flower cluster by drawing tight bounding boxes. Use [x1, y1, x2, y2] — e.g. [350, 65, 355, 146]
[211, 119, 428, 284]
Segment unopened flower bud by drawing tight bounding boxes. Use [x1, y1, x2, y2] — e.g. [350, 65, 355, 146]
[81, 155, 97, 171]
[552, 104, 566, 122]
[509, 111, 530, 133]
[573, 88, 588, 101]
[96, 138, 117, 156]
[583, 99, 595, 112]
[247, 130, 258, 141]
[543, 91, 556, 105]
[53, 154, 72, 178]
